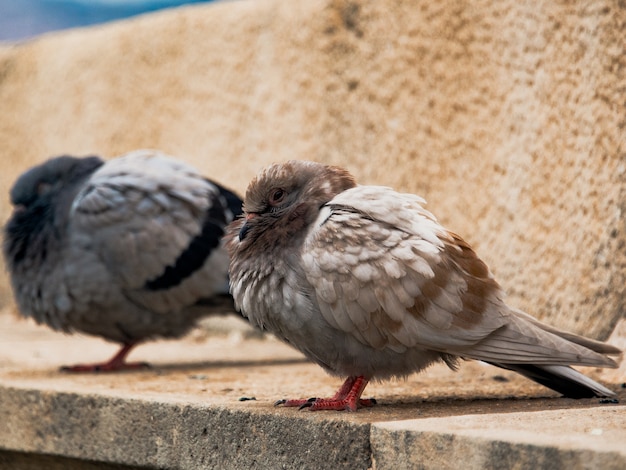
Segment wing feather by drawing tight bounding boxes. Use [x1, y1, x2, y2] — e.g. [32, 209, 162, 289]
[302, 185, 618, 368]
[70, 150, 233, 313]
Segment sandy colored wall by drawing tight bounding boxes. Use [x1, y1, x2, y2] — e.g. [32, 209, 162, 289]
[0, 0, 624, 339]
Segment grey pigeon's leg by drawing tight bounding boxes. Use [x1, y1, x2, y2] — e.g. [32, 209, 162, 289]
[60, 343, 148, 373]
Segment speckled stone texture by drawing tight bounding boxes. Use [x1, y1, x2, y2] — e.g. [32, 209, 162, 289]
[0, 313, 374, 469]
[0, 314, 623, 469]
[371, 408, 626, 470]
[0, 0, 624, 339]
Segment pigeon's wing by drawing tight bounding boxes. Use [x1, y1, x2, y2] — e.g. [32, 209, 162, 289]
[70, 150, 235, 313]
[302, 185, 616, 367]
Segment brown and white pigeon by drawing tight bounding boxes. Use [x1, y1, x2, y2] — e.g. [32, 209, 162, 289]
[227, 160, 622, 411]
[4, 149, 243, 372]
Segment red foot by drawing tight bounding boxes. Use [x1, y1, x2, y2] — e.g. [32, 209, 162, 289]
[60, 343, 149, 373]
[275, 397, 376, 411]
[275, 376, 375, 412]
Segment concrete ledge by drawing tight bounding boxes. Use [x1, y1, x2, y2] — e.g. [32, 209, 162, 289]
[0, 386, 371, 469]
[0, 314, 624, 469]
[2, 384, 624, 470]
[372, 408, 626, 470]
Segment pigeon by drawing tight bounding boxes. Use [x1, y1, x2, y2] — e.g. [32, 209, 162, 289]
[226, 160, 622, 411]
[4, 149, 243, 372]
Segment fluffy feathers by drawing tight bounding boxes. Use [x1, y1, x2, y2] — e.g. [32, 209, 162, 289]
[227, 160, 621, 411]
[4, 150, 243, 371]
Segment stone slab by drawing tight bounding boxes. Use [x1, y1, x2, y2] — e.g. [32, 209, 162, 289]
[0, 313, 623, 469]
[372, 407, 626, 470]
[0, 386, 372, 470]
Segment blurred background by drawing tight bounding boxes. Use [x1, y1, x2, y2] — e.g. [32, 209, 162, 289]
[0, 0, 216, 41]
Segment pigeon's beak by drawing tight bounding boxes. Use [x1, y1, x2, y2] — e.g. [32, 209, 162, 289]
[12, 204, 26, 215]
[239, 213, 257, 241]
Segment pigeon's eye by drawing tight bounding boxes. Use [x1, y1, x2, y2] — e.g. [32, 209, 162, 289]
[269, 188, 286, 206]
[37, 182, 52, 195]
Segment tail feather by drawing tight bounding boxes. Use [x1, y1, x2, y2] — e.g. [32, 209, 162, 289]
[489, 362, 617, 398]
[511, 308, 622, 356]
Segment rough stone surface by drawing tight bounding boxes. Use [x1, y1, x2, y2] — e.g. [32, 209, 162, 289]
[0, 387, 371, 469]
[0, 0, 625, 339]
[0, 313, 623, 469]
[371, 407, 626, 470]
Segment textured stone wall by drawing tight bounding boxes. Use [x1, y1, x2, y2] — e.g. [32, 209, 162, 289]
[0, 0, 624, 339]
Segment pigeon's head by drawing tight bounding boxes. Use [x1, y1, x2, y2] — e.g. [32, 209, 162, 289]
[9, 155, 104, 211]
[235, 160, 356, 245]
[5, 155, 104, 266]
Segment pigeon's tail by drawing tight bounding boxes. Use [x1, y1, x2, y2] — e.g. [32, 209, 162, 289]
[488, 362, 616, 398]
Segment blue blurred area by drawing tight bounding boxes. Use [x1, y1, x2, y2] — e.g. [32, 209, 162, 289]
[0, 0, 216, 42]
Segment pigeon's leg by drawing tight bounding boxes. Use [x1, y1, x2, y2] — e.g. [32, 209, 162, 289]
[60, 343, 149, 372]
[275, 376, 376, 411]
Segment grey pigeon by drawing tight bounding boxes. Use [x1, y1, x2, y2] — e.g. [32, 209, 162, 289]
[226, 160, 622, 411]
[4, 149, 243, 371]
